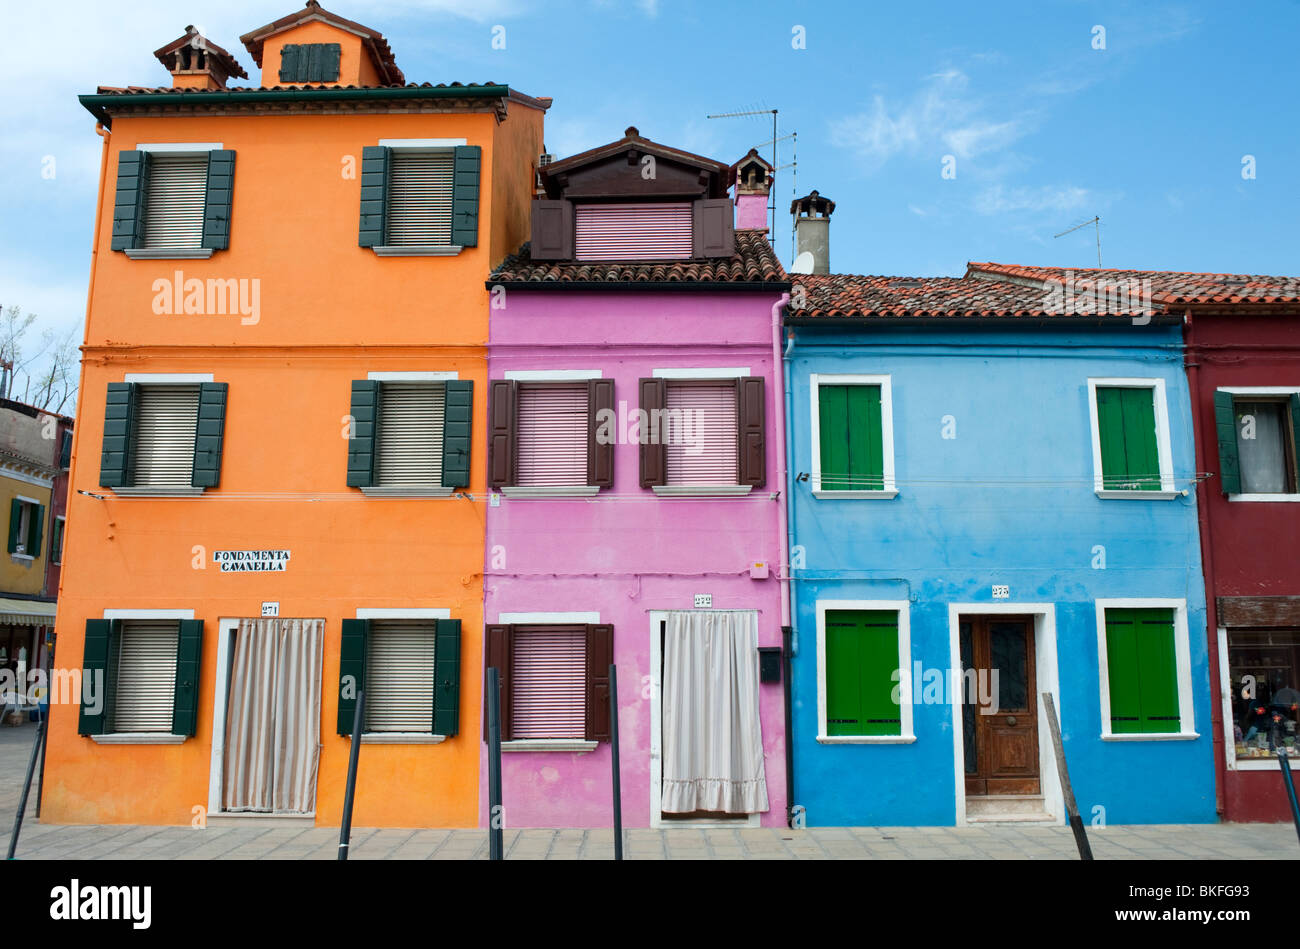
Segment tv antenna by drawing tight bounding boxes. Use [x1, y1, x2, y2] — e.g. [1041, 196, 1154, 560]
[707, 107, 781, 254]
[1054, 215, 1102, 267]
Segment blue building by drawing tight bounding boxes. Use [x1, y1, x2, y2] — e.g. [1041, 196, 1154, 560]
[782, 248, 1216, 826]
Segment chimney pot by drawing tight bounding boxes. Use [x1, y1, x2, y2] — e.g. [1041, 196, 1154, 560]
[790, 190, 835, 274]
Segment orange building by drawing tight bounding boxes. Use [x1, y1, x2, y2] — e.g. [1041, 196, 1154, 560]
[45, 2, 547, 827]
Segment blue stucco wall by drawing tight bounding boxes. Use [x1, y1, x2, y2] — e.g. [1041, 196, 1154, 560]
[786, 323, 1216, 826]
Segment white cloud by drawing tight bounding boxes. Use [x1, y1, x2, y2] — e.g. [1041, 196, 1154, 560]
[973, 184, 1091, 216]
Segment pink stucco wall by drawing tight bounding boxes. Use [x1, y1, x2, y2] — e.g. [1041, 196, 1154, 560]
[482, 290, 789, 828]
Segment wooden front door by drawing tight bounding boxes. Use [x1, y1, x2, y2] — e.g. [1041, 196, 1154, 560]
[960, 616, 1039, 796]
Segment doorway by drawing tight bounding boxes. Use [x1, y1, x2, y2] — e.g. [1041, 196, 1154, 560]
[960, 615, 1039, 796]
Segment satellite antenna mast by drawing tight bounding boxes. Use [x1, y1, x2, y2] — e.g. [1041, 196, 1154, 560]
[1054, 215, 1102, 267]
[707, 108, 779, 252]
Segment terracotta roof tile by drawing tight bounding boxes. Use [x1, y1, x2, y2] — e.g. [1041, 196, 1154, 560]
[787, 273, 1076, 319]
[968, 262, 1300, 306]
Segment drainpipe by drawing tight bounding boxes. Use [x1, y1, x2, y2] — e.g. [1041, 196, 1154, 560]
[1184, 307, 1227, 817]
[770, 291, 794, 826]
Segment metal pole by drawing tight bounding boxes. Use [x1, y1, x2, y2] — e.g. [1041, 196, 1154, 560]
[1042, 693, 1093, 860]
[609, 663, 623, 860]
[782, 626, 795, 828]
[1268, 715, 1300, 846]
[337, 689, 364, 861]
[7, 717, 47, 859]
[35, 632, 54, 818]
[487, 668, 504, 860]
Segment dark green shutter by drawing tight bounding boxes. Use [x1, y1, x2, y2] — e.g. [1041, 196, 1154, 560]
[201, 150, 235, 251]
[6, 499, 21, 554]
[99, 382, 137, 488]
[1097, 386, 1160, 490]
[1289, 394, 1300, 492]
[172, 619, 203, 736]
[358, 145, 391, 247]
[441, 380, 473, 488]
[451, 145, 481, 248]
[191, 382, 228, 487]
[1213, 390, 1240, 495]
[78, 619, 115, 735]
[346, 380, 380, 487]
[52, 518, 64, 564]
[27, 504, 43, 559]
[110, 151, 149, 251]
[433, 619, 461, 736]
[322, 43, 341, 82]
[826, 610, 900, 737]
[338, 619, 369, 735]
[278, 44, 301, 83]
[59, 430, 72, 469]
[819, 385, 884, 491]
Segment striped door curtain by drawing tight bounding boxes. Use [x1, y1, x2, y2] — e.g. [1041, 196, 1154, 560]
[510, 626, 587, 739]
[374, 382, 445, 488]
[665, 383, 738, 486]
[574, 203, 692, 260]
[113, 620, 180, 732]
[516, 384, 589, 486]
[386, 151, 454, 246]
[130, 384, 200, 488]
[142, 155, 208, 250]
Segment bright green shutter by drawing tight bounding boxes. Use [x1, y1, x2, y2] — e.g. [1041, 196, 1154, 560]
[825, 613, 862, 736]
[338, 619, 369, 735]
[441, 380, 473, 488]
[99, 382, 137, 487]
[27, 504, 43, 559]
[433, 619, 461, 736]
[1213, 390, 1241, 494]
[346, 381, 380, 487]
[78, 619, 115, 735]
[819, 385, 884, 491]
[172, 619, 203, 736]
[818, 386, 850, 491]
[1105, 609, 1143, 734]
[357, 146, 391, 247]
[202, 150, 235, 251]
[858, 611, 902, 735]
[191, 382, 228, 487]
[450, 145, 481, 247]
[6, 499, 20, 554]
[1134, 609, 1179, 732]
[110, 151, 149, 251]
[826, 610, 901, 737]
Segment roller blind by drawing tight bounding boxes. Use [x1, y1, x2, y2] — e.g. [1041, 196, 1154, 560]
[143, 155, 208, 250]
[574, 202, 692, 260]
[130, 384, 200, 488]
[387, 151, 454, 246]
[665, 383, 737, 486]
[364, 620, 436, 733]
[374, 382, 445, 488]
[516, 383, 588, 486]
[114, 620, 179, 733]
[511, 625, 586, 739]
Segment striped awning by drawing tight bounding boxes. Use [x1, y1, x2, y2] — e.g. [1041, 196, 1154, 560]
[0, 598, 56, 627]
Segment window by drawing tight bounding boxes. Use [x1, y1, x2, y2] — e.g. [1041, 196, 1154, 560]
[59, 429, 72, 469]
[336, 617, 461, 739]
[99, 378, 227, 494]
[111, 146, 234, 258]
[1226, 628, 1300, 761]
[6, 497, 42, 558]
[1214, 390, 1300, 498]
[575, 203, 692, 260]
[816, 601, 912, 743]
[278, 43, 341, 83]
[1087, 379, 1176, 497]
[639, 375, 765, 496]
[487, 376, 611, 496]
[1096, 601, 1195, 739]
[484, 622, 613, 748]
[357, 143, 481, 255]
[114, 620, 180, 732]
[810, 374, 896, 497]
[346, 376, 474, 496]
[51, 516, 65, 565]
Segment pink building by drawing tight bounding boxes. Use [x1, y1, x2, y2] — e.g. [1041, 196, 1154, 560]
[481, 131, 792, 827]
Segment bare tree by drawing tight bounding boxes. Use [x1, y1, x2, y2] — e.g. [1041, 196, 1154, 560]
[0, 305, 80, 413]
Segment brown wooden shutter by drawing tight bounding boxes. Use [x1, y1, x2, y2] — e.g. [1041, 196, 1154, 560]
[693, 198, 735, 258]
[639, 378, 666, 487]
[487, 379, 518, 488]
[484, 624, 512, 741]
[530, 199, 573, 260]
[587, 378, 615, 487]
[585, 624, 614, 742]
[737, 376, 766, 486]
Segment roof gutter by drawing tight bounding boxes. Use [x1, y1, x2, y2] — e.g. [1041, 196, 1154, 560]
[783, 314, 1185, 327]
[485, 280, 793, 293]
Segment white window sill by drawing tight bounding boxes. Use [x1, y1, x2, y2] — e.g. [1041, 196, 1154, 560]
[812, 489, 899, 500]
[501, 739, 598, 753]
[360, 733, 447, 744]
[359, 486, 455, 498]
[1230, 756, 1300, 770]
[371, 245, 464, 257]
[1101, 731, 1199, 741]
[124, 248, 214, 260]
[1094, 489, 1182, 500]
[90, 733, 187, 744]
[817, 734, 915, 744]
[10, 553, 34, 562]
[652, 485, 753, 498]
[111, 487, 205, 497]
[501, 486, 600, 499]
[1228, 493, 1300, 503]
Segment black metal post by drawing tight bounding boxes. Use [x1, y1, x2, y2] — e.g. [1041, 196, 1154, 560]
[609, 662, 623, 860]
[782, 626, 795, 828]
[487, 668, 504, 860]
[7, 717, 47, 859]
[337, 690, 364, 861]
[1268, 716, 1300, 846]
[35, 633, 53, 819]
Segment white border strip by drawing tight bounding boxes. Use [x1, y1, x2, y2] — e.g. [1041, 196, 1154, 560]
[103, 609, 195, 620]
[378, 138, 468, 148]
[124, 373, 215, 384]
[357, 608, 452, 620]
[652, 367, 750, 379]
[136, 142, 222, 153]
[504, 370, 602, 381]
[366, 371, 458, 382]
[498, 611, 599, 624]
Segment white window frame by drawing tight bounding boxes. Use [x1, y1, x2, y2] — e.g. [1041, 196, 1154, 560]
[650, 367, 754, 498]
[1086, 377, 1179, 499]
[355, 607, 451, 744]
[89, 608, 194, 745]
[809, 373, 898, 499]
[501, 371, 602, 498]
[1095, 598, 1198, 741]
[495, 610, 600, 753]
[1218, 387, 1300, 502]
[52, 515, 66, 565]
[123, 143, 223, 260]
[1217, 625, 1300, 770]
[361, 372, 459, 499]
[371, 138, 469, 258]
[111, 374, 214, 498]
[815, 599, 915, 744]
[9, 495, 39, 560]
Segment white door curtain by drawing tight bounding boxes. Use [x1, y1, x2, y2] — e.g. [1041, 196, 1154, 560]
[661, 610, 769, 814]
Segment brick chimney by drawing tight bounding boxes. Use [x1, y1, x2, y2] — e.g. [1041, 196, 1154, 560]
[790, 190, 835, 275]
[154, 26, 248, 90]
[731, 149, 774, 231]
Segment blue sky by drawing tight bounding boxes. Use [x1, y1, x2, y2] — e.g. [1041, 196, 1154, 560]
[2, 0, 1298, 343]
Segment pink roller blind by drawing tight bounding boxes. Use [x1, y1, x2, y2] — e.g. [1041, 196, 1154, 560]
[574, 202, 692, 260]
[511, 625, 587, 739]
[665, 383, 738, 486]
[516, 383, 589, 486]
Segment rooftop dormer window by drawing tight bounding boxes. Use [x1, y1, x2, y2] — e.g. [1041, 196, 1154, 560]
[574, 202, 692, 260]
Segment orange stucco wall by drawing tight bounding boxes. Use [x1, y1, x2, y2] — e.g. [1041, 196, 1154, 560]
[44, 94, 544, 827]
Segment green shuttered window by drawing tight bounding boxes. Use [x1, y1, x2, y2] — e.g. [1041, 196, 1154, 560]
[357, 145, 480, 250]
[110, 149, 236, 254]
[1095, 385, 1162, 490]
[337, 618, 461, 737]
[1214, 390, 1300, 496]
[98, 382, 228, 490]
[825, 610, 903, 737]
[6, 498, 43, 558]
[818, 384, 884, 491]
[345, 379, 472, 491]
[76, 618, 203, 737]
[278, 43, 341, 83]
[1104, 608, 1181, 734]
